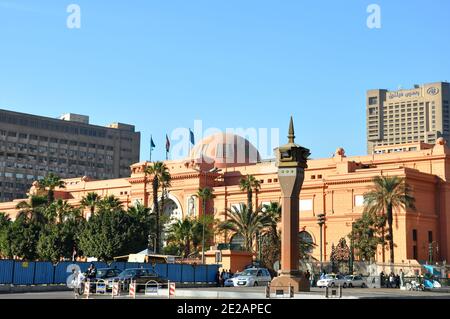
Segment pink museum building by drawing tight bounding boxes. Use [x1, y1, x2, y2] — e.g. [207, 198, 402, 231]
[1, 132, 450, 264]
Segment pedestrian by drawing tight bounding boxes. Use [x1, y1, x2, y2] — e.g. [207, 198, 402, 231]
[215, 271, 220, 287]
[220, 269, 225, 287]
[380, 272, 385, 288]
[400, 269, 405, 288]
[305, 270, 311, 281]
[395, 274, 400, 288]
[309, 272, 315, 287]
[389, 272, 395, 288]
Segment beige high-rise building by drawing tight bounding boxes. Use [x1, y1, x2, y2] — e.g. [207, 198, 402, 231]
[367, 82, 450, 154]
[0, 109, 140, 202]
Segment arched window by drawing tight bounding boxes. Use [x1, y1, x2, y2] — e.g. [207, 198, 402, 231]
[299, 231, 314, 254]
[230, 234, 245, 250]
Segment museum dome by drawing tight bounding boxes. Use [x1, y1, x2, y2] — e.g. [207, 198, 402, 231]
[189, 132, 261, 168]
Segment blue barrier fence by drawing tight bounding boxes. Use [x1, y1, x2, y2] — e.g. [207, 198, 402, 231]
[0, 259, 219, 286]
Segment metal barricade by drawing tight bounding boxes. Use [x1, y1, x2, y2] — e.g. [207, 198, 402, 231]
[96, 279, 107, 295]
[144, 280, 161, 297]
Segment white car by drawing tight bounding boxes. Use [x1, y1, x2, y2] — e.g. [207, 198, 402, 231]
[316, 274, 346, 288]
[234, 268, 272, 287]
[343, 275, 366, 288]
[224, 273, 240, 287]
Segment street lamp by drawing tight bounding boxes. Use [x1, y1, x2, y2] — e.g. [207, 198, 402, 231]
[317, 213, 326, 272]
[350, 222, 355, 274]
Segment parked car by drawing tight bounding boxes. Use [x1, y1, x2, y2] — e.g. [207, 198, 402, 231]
[224, 273, 241, 287]
[112, 268, 167, 292]
[234, 268, 272, 287]
[343, 275, 366, 288]
[316, 274, 346, 288]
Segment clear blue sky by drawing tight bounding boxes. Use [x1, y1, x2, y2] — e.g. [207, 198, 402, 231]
[1, 0, 449, 161]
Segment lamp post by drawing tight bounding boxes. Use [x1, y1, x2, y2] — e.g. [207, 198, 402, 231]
[270, 116, 311, 293]
[317, 214, 326, 272]
[350, 222, 355, 274]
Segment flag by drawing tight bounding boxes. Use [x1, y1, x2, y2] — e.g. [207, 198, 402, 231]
[166, 134, 171, 153]
[150, 136, 156, 150]
[189, 129, 195, 145]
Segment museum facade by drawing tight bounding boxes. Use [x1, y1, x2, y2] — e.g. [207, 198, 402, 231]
[1, 132, 450, 264]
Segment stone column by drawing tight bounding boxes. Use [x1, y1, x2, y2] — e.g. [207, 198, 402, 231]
[270, 116, 311, 293]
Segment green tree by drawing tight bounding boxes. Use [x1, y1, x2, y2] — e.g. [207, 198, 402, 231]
[15, 195, 48, 225]
[239, 175, 261, 214]
[166, 216, 215, 258]
[98, 195, 122, 212]
[40, 173, 65, 203]
[218, 203, 271, 252]
[166, 218, 196, 258]
[364, 176, 415, 263]
[144, 161, 171, 253]
[37, 221, 81, 263]
[348, 211, 384, 262]
[44, 199, 73, 224]
[0, 213, 12, 258]
[77, 208, 147, 261]
[0, 216, 41, 260]
[0, 212, 10, 230]
[80, 192, 101, 216]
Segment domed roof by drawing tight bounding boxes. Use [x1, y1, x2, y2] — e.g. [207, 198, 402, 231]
[189, 132, 261, 168]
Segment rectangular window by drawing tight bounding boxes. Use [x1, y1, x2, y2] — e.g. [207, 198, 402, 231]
[369, 97, 378, 105]
[413, 229, 417, 241]
[413, 245, 418, 260]
[428, 231, 433, 243]
[354, 195, 364, 207]
[300, 199, 313, 211]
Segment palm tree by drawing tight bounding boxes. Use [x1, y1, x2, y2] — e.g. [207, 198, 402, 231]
[45, 199, 73, 223]
[98, 195, 122, 212]
[166, 218, 195, 258]
[80, 192, 101, 216]
[218, 203, 272, 252]
[239, 175, 261, 214]
[16, 195, 48, 224]
[197, 187, 215, 263]
[261, 202, 282, 238]
[0, 212, 11, 229]
[364, 176, 415, 263]
[144, 161, 171, 254]
[40, 173, 65, 203]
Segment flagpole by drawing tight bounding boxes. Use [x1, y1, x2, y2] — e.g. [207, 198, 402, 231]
[189, 128, 192, 157]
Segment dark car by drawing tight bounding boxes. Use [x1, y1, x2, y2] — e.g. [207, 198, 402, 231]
[113, 268, 167, 292]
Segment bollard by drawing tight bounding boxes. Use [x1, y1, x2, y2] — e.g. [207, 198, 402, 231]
[168, 282, 176, 299]
[129, 281, 136, 299]
[84, 279, 90, 299]
[112, 282, 120, 299]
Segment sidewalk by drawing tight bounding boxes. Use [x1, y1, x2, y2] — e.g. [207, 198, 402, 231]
[0, 285, 71, 294]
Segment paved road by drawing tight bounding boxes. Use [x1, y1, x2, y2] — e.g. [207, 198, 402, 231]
[1, 287, 449, 299]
